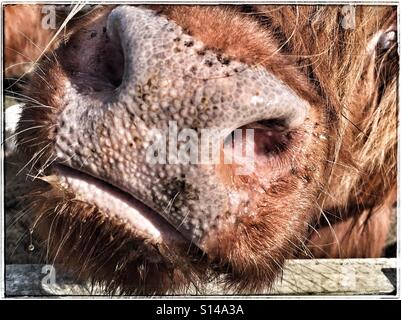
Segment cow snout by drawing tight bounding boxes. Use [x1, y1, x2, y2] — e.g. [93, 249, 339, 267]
[54, 5, 310, 248]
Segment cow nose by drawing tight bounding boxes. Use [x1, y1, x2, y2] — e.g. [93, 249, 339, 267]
[56, 6, 310, 248]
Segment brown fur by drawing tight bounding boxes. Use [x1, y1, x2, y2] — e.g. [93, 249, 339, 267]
[6, 5, 398, 294]
[4, 5, 55, 78]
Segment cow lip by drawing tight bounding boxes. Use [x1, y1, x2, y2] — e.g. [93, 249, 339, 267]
[52, 163, 195, 247]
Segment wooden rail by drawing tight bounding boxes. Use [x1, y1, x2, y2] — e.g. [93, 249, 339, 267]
[4, 258, 397, 296]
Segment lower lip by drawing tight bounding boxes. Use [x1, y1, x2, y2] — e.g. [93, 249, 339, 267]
[54, 164, 186, 244]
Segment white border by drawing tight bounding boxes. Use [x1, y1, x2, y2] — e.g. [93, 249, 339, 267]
[0, 0, 399, 301]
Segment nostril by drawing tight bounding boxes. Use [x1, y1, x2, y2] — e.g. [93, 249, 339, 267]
[102, 33, 124, 88]
[223, 118, 294, 164]
[254, 128, 292, 157]
[61, 18, 125, 93]
[250, 119, 294, 157]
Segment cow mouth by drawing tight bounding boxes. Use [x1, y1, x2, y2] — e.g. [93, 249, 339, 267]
[53, 163, 197, 250]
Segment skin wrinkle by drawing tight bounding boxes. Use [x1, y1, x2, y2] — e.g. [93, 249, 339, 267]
[7, 4, 397, 294]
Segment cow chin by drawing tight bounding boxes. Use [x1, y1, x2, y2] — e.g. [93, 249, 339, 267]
[31, 182, 206, 295]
